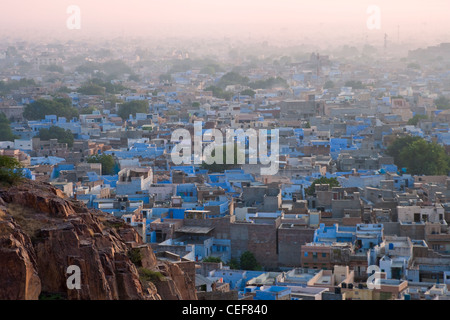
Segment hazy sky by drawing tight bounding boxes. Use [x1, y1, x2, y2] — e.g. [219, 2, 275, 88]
[1, 0, 450, 45]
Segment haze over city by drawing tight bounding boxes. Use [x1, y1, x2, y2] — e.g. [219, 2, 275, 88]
[2, 0, 450, 49]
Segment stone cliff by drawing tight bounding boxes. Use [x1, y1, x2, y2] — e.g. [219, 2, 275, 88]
[0, 180, 197, 300]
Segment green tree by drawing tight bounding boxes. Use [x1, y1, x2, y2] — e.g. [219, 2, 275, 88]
[407, 114, 428, 126]
[240, 89, 256, 98]
[78, 78, 127, 95]
[217, 72, 249, 88]
[227, 258, 240, 270]
[75, 60, 132, 80]
[37, 126, 74, 147]
[200, 65, 216, 75]
[386, 135, 421, 165]
[305, 176, 340, 195]
[128, 74, 141, 82]
[0, 113, 18, 141]
[200, 143, 243, 173]
[435, 96, 450, 110]
[399, 139, 449, 175]
[118, 100, 149, 120]
[77, 83, 106, 95]
[387, 136, 450, 175]
[0, 78, 36, 95]
[204, 86, 233, 101]
[0, 155, 24, 186]
[407, 62, 421, 70]
[248, 77, 288, 90]
[80, 106, 97, 114]
[202, 257, 222, 263]
[23, 98, 79, 120]
[344, 80, 366, 89]
[86, 154, 116, 175]
[324, 80, 335, 89]
[239, 251, 261, 271]
[44, 65, 64, 73]
[159, 73, 172, 83]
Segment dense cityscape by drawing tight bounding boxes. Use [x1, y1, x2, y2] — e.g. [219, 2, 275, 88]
[1, 1, 450, 303]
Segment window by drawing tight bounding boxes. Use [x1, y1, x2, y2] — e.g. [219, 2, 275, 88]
[304, 252, 308, 257]
[322, 253, 327, 258]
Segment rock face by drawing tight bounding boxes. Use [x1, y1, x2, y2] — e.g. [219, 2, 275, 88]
[0, 181, 197, 300]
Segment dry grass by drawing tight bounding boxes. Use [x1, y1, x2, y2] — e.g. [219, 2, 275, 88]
[6, 203, 52, 239]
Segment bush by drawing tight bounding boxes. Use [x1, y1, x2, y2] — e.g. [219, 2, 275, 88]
[139, 268, 165, 283]
[202, 257, 222, 263]
[0, 156, 24, 186]
[128, 248, 143, 266]
[305, 177, 340, 195]
[239, 251, 261, 271]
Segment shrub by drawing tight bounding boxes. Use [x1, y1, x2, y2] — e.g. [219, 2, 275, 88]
[139, 268, 165, 283]
[0, 156, 24, 186]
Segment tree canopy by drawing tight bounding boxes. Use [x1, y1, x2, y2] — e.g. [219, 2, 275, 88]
[239, 89, 256, 98]
[86, 154, 116, 175]
[434, 96, 450, 110]
[0, 78, 36, 95]
[407, 114, 428, 126]
[217, 72, 249, 88]
[75, 60, 132, 80]
[324, 80, 335, 89]
[0, 113, 18, 142]
[239, 251, 261, 271]
[37, 126, 74, 147]
[24, 98, 79, 120]
[0, 155, 24, 186]
[200, 143, 243, 173]
[248, 77, 288, 90]
[344, 80, 366, 89]
[386, 136, 450, 175]
[204, 85, 233, 101]
[118, 100, 149, 120]
[78, 78, 128, 95]
[305, 176, 340, 195]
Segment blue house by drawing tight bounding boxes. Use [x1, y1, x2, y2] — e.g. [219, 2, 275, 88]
[313, 224, 356, 244]
[176, 184, 198, 203]
[253, 286, 291, 300]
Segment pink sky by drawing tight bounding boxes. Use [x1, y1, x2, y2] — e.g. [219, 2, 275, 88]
[1, 0, 449, 42]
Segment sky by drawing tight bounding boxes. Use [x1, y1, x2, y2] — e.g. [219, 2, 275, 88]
[1, 0, 450, 45]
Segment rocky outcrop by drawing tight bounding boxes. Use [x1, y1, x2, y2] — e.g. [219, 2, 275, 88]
[0, 214, 41, 300]
[0, 180, 197, 300]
